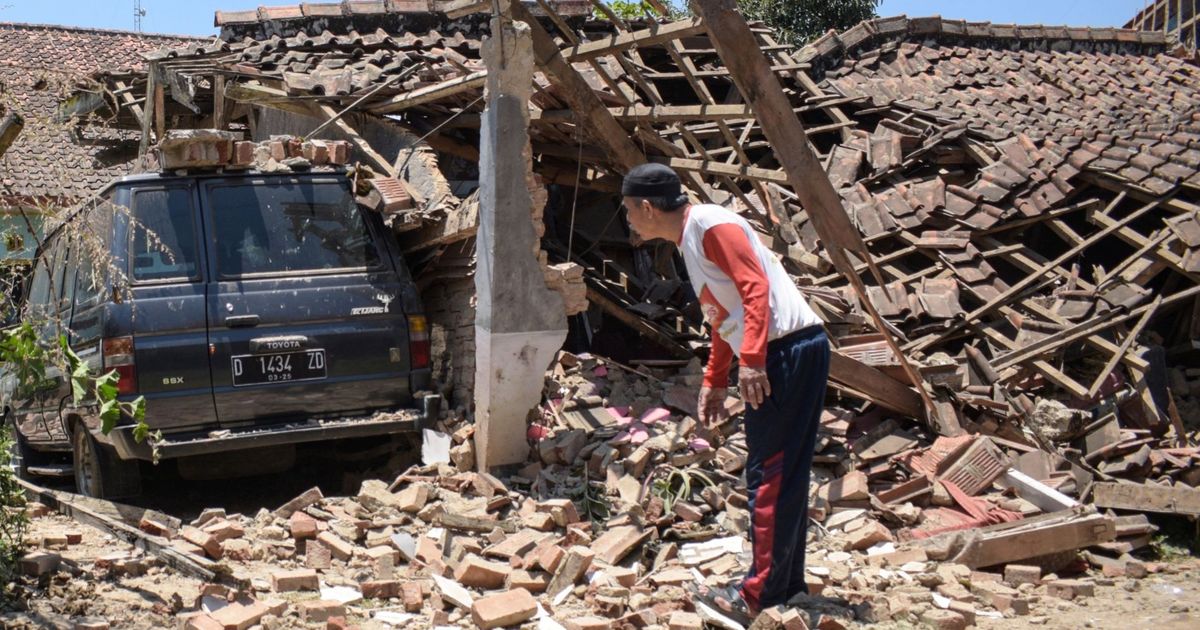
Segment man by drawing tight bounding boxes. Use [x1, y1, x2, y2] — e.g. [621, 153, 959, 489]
[621, 163, 830, 619]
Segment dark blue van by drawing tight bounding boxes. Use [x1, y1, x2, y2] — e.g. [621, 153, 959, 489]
[3, 170, 437, 498]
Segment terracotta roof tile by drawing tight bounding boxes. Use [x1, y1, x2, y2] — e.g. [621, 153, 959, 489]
[0, 23, 199, 203]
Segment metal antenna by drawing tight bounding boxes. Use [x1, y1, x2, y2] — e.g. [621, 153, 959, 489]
[134, 0, 147, 32]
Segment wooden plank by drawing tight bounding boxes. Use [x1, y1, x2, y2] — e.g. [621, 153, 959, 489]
[925, 510, 1117, 569]
[154, 82, 165, 141]
[563, 17, 707, 62]
[973, 323, 1090, 399]
[538, 104, 755, 123]
[695, 0, 939, 429]
[224, 81, 321, 117]
[914, 194, 1165, 353]
[509, 0, 644, 171]
[17, 478, 238, 586]
[993, 283, 1200, 369]
[1085, 296, 1162, 399]
[656, 156, 789, 183]
[315, 104, 397, 177]
[367, 71, 487, 115]
[1093, 481, 1200, 515]
[138, 62, 157, 155]
[585, 286, 692, 360]
[213, 74, 226, 129]
[442, 0, 491, 18]
[829, 351, 924, 419]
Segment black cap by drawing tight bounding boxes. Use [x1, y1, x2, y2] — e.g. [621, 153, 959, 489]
[622, 163, 682, 198]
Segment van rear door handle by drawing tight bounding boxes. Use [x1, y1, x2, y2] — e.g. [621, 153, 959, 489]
[224, 314, 260, 328]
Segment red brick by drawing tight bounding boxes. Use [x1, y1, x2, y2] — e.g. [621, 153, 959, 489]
[327, 141, 350, 164]
[325, 617, 350, 630]
[401, 581, 423, 612]
[182, 614, 225, 630]
[395, 483, 430, 513]
[1003, 564, 1041, 586]
[566, 617, 612, 630]
[272, 568, 319, 592]
[506, 569, 548, 593]
[471, 588, 538, 629]
[209, 601, 268, 630]
[1045, 579, 1094, 600]
[289, 511, 318, 539]
[821, 471, 870, 503]
[181, 526, 223, 559]
[19, 551, 60, 576]
[918, 609, 966, 630]
[275, 486, 323, 518]
[843, 520, 893, 551]
[307, 539, 333, 570]
[138, 517, 175, 538]
[300, 600, 346, 623]
[453, 554, 510, 589]
[65, 531, 84, 545]
[317, 531, 355, 561]
[537, 544, 565, 573]
[361, 579, 400, 599]
[668, 611, 703, 630]
[222, 539, 252, 562]
[233, 141, 255, 166]
[538, 499, 580, 526]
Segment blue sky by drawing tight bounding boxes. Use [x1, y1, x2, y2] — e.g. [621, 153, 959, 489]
[0, 1, 1154, 36]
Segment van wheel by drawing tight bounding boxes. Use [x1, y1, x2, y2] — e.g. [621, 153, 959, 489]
[72, 428, 141, 499]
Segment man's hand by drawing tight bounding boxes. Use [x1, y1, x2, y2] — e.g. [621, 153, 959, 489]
[737, 365, 771, 409]
[697, 386, 730, 430]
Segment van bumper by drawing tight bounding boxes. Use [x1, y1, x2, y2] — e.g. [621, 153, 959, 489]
[108, 394, 441, 460]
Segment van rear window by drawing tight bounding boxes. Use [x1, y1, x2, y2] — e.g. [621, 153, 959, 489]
[210, 182, 380, 278]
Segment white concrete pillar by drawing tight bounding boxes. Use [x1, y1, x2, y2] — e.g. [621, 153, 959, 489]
[473, 15, 568, 471]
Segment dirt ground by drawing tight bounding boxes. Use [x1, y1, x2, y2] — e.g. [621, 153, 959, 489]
[7, 510, 1199, 629]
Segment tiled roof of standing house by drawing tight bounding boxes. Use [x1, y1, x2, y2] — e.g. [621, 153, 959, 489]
[0, 23, 201, 205]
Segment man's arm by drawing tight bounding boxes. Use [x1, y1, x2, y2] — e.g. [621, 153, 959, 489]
[702, 225, 769, 365]
[703, 330, 733, 388]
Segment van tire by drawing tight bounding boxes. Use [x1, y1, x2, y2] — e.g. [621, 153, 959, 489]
[72, 427, 141, 499]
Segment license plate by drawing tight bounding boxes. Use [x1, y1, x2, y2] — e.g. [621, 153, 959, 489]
[231, 349, 327, 387]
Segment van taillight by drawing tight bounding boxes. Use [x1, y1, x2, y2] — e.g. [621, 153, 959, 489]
[409, 315, 430, 369]
[102, 336, 138, 396]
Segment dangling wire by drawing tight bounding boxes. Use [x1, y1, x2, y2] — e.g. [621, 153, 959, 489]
[566, 124, 585, 261]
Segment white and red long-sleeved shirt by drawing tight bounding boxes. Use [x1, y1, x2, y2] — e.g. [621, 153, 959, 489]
[677, 204, 823, 388]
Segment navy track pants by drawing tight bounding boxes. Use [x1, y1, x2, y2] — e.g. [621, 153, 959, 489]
[738, 325, 830, 612]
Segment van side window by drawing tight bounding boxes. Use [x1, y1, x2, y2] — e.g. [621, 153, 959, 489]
[75, 201, 115, 308]
[130, 188, 199, 282]
[24, 251, 52, 319]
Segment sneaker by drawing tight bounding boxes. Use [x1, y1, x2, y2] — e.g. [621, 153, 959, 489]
[688, 583, 755, 627]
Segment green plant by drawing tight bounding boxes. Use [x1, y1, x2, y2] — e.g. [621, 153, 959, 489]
[739, 0, 880, 45]
[648, 466, 714, 513]
[0, 419, 28, 596]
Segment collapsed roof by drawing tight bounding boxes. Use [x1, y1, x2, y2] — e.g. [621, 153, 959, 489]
[64, 5, 1200, 443]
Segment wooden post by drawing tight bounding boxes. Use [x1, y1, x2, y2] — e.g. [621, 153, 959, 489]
[693, 0, 944, 431]
[139, 62, 158, 156]
[213, 74, 226, 130]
